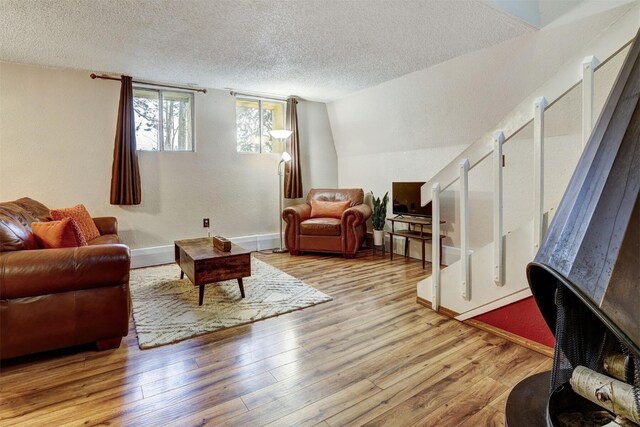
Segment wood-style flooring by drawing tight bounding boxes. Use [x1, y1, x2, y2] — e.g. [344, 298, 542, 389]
[0, 250, 551, 426]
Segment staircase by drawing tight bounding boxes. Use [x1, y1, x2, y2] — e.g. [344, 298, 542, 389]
[417, 8, 640, 322]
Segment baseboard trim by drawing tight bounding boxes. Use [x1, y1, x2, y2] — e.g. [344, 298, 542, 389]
[131, 233, 280, 268]
[130, 245, 175, 269]
[454, 288, 533, 321]
[464, 319, 554, 358]
[416, 296, 460, 318]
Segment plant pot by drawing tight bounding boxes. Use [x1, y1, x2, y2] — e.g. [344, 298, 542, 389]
[373, 229, 384, 246]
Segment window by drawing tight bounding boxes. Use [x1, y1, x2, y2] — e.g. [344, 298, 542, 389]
[236, 97, 286, 153]
[133, 88, 194, 151]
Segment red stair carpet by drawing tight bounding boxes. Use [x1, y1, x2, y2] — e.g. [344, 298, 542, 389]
[472, 297, 555, 348]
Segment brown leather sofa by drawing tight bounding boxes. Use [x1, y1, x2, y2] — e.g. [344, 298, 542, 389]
[282, 188, 372, 258]
[0, 197, 131, 360]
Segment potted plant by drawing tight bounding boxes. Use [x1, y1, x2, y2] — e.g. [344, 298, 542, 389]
[371, 191, 389, 246]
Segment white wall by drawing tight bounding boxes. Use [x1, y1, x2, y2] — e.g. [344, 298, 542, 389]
[327, 1, 635, 253]
[292, 101, 338, 205]
[0, 63, 337, 251]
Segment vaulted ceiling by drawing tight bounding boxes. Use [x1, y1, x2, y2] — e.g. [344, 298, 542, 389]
[0, 1, 579, 101]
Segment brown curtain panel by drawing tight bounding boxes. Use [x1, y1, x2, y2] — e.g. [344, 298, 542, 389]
[110, 75, 142, 205]
[284, 97, 303, 199]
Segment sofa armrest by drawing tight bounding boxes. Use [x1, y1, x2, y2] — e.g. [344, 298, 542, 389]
[342, 204, 372, 227]
[93, 217, 118, 236]
[0, 244, 130, 299]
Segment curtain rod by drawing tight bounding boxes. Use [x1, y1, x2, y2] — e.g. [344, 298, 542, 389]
[229, 89, 289, 102]
[90, 73, 208, 94]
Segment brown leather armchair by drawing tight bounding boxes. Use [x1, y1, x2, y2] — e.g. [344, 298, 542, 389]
[0, 197, 131, 360]
[282, 188, 372, 258]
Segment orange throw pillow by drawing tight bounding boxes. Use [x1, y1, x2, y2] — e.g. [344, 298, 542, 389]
[310, 199, 351, 219]
[32, 218, 88, 248]
[50, 204, 100, 241]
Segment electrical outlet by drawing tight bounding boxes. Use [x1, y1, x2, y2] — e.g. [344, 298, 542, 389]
[203, 218, 210, 228]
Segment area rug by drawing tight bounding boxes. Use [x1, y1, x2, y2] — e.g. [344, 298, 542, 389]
[129, 257, 332, 349]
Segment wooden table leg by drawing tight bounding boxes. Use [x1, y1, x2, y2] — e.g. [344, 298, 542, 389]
[180, 270, 184, 279]
[404, 237, 409, 257]
[199, 285, 205, 306]
[422, 239, 425, 269]
[238, 278, 245, 298]
[390, 235, 394, 261]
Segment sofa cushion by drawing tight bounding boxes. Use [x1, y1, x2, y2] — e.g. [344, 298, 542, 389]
[12, 197, 52, 222]
[300, 218, 341, 236]
[310, 199, 350, 219]
[0, 200, 46, 252]
[50, 204, 101, 241]
[32, 218, 88, 248]
[0, 213, 39, 251]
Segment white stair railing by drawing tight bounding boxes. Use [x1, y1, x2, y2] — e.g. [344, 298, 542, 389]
[431, 183, 441, 310]
[459, 159, 470, 299]
[533, 97, 547, 251]
[493, 131, 505, 286]
[423, 20, 638, 315]
[582, 56, 599, 147]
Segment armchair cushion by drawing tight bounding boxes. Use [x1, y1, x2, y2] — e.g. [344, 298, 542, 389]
[300, 218, 341, 236]
[310, 199, 350, 219]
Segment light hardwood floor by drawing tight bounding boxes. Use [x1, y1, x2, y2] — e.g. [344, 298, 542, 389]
[0, 250, 551, 426]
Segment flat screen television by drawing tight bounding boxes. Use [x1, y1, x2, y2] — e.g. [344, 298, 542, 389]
[392, 182, 432, 218]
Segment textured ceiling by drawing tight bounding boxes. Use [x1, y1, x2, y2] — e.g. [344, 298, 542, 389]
[0, 0, 535, 101]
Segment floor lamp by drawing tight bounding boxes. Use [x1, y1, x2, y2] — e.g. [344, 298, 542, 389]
[270, 130, 292, 253]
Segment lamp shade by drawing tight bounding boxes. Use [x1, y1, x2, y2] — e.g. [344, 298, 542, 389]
[269, 130, 292, 140]
[281, 151, 292, 162]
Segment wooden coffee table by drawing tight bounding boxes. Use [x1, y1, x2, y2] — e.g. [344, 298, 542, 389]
[174, 237, 251, 306]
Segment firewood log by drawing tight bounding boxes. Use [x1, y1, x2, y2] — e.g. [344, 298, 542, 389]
[570, 365, 639, 425]
[603, 416, 637, 426]
[604, 354, 627, 382]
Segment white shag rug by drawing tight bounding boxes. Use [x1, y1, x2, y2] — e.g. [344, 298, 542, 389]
[129, 257, 332, 349]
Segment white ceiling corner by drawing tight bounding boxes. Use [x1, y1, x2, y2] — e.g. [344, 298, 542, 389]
[0, 0, 538, 102]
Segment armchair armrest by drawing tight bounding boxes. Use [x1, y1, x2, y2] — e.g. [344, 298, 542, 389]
[93, 217, 118, 236]
[282, 204, 311, 253]
[342, 204, 372, 227]
[341, 204, 372, 257]
[282, 204, 311, 223]
[0, 244, 130, 299]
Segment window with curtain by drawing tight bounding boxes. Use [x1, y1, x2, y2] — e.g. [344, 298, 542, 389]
[235, 97, 286, 153]
[133, 88, 194, 151]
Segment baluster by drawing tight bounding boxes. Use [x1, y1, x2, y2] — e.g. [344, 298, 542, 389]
[459, 159, 471, 299]
[582, 56, 598, 147]
[431, 183, 441, 310]
[534, 97, 547, 250]
[493, 132, 505, 286]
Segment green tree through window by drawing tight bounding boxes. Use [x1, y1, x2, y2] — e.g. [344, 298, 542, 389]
[236, 98, 285, 153]
[133, 88, 194, 151]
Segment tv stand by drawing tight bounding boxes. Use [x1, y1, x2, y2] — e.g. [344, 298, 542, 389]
[387, 216, 446, 269]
